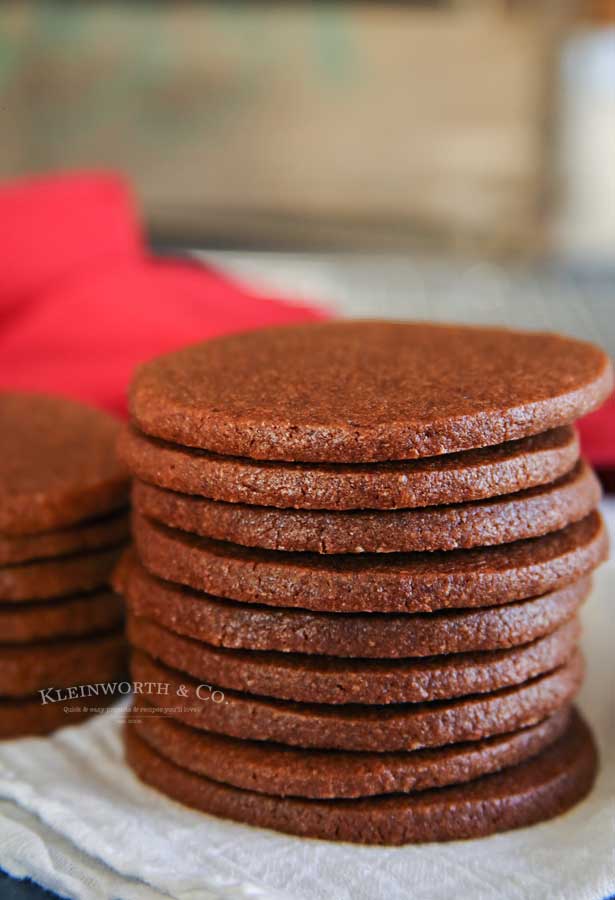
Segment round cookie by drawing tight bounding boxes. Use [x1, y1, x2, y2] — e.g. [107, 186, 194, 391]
[124, 709, 597, 844]
[116, 551, 591, 658]
[0, 692, 118, 740]
[132, 460, 600, 554]
[0, 590, 123, 644]
[0, 393, 129, 535]
[0, 510, 129, 566]
[127, 614, 579, 705]
[133, 511, 607, 613]
[119, 424, 580, 511]
[0, 545, 123, 603]
[131, 650, 583, 751]
[129, 321, 613, 463]
[0, 630, 126, 696]
[131, 704, 572, 799]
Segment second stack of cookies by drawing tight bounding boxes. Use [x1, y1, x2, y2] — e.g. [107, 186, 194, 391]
[118, 321, 612, 843]
[0, 393, 130, 738]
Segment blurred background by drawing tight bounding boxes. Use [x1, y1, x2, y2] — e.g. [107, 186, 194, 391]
[1, 0, 614, 339]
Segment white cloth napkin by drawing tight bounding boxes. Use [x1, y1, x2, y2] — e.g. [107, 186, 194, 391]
[1, 506, 614, 900]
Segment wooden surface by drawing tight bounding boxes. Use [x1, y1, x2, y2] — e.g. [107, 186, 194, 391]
[0, 1, 570, 254]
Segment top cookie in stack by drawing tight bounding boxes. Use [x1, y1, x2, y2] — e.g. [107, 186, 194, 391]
[119, 321, 612, 844]
[0, 393, 130, 738]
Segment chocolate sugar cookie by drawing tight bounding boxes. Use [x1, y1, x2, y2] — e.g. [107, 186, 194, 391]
[125, 709, 597, 843]
[129, 322, 613, 463]
[0, 510, 129, 566]
[119, 425, 580, 511]
[127, 614, 579, 705]
[0, 545, 123, 603]
[117, 551, 590, 658]
[131, 704, 572, 799]
[133, 460, 600, 554]
[0, 630, 126, 696]
[0, 393, 129, 535]
[0, 590, 123, 643]
[0, 692, 118, 740]
[131, 650, 583, 751]
[133, 511, 607, 613]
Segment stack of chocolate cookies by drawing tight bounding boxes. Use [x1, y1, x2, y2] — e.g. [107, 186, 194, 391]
[0, 394, 129, 738]
[117, 322, 612, 844]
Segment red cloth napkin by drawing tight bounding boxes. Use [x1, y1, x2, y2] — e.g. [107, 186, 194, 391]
[577, 399, 615, 470]
[0, 172, 326, 417]
[1, 171, 142, 304]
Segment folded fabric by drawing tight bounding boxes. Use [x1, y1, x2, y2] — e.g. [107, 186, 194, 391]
[0, 171, 142, 305]
[578, 399, 615, 470]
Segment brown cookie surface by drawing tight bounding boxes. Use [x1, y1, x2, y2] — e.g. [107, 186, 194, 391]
[0, 630, 126, 696]
[133, 511, 607, 613]
[0, 510, 129, 566]
[129, 322, 613, 463]
[0, 692, 118, 740]
[116, 550, 590, 658]
[124, 708, 597, 844]
[127, 614, 579, 705]
[133, 460, 600, 554]
[0, 393, 129, 535]
[0, 590, 123, 643]
[119, 425, 580, 511]
[131, 650, 583, 751]
[0, 545, 124, 603]
[131, 704, 572, 799]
